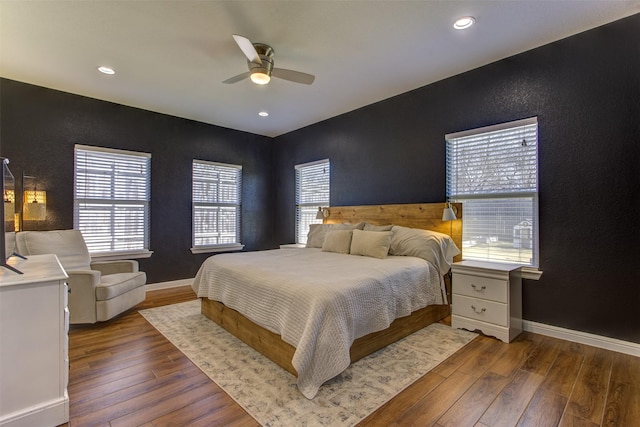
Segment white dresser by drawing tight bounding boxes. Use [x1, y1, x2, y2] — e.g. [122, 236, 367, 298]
[0, 254, 70, 427]
[451, 260, 522, 343]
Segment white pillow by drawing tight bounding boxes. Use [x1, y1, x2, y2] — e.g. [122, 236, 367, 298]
[321, 230, 353, 254]
[350, 229, 392, 259]
[389, 226, 460, 275]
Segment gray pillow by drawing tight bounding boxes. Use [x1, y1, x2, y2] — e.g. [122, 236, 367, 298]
[363, 223, 394, 231]
[389, 225, 460, 275]
[321, 230, 353, 254]
[332, 222, 366, 230]
[306, 224, 333, 248]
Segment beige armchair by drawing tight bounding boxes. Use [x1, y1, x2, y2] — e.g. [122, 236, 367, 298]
[15, 229, 146, 324]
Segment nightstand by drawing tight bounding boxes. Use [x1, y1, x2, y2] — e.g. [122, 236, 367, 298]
[451, 260, 522, 343]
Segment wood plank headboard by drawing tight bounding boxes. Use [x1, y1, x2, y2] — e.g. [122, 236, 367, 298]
[324, 202, 462, 262]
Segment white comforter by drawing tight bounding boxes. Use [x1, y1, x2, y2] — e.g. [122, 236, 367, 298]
[191, 248, 444, 398]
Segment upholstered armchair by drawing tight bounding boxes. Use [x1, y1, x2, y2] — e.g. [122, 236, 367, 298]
[15, 229, 146, 324]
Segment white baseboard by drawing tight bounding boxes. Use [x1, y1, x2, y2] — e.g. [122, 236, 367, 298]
[145, 278, 193, 291]
[523, 320, 640, 357]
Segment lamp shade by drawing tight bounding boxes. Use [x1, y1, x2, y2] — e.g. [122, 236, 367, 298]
[315, 207, 324, 220]
[23, 190, 46, 220]
[4, 190, 15, 221]
[442, 206, 457, 221]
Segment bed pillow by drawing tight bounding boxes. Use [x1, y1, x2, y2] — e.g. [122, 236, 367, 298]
[363, 223, 394, 231]
[350, 229, 392, 259]
[332, 222, 366, 230]
[306, 224, 332, 248]
[389, 225, 461, 275]
[321, 230, 353, 254]
[306, 222, 365, 248]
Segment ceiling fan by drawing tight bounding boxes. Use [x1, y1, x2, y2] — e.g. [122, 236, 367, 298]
[223, 35, 315, 86]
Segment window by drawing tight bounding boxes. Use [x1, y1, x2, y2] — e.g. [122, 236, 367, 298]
[446, 117, 539, 267]
[295, 159, 330, 244]
[74, 145, 151, 257]
[191, 160, 243, 253]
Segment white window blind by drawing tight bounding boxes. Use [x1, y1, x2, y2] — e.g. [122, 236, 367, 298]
[74, 145, 151, 254]
[446, 117, 539, 266]
[192, 160, 242, 249]
[295, 159, 330, 244]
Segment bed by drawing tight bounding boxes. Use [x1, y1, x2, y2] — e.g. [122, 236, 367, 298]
[191, 202, 462, 398]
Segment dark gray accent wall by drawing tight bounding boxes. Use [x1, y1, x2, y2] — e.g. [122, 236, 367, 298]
[273, 14, 640, 343]
[0, 79, 273, 283]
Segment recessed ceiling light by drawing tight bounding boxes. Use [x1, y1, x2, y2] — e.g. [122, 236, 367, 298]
[454, 16, 475, 30]
[258, 111, 269, 117]
[98, 66, 115, 75]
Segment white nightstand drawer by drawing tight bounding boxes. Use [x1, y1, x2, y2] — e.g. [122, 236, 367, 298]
[453, 273, 508, 303]
[453, 294, 508, 326]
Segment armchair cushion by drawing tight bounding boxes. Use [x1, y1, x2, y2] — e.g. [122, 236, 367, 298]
[91, 260, 139, 275]
[15, 230, 91, 271]
[96, 272, 146, 300]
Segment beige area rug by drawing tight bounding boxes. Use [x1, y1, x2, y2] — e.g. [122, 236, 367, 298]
[140, 300, 477, 427]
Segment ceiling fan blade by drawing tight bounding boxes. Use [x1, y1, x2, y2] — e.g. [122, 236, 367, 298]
[271, 68, 315, 85]
[222, 71, 250, 84]
[232, 34, 262, 64]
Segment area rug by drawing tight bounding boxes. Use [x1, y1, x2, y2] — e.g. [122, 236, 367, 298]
[140, 300, 477, 426]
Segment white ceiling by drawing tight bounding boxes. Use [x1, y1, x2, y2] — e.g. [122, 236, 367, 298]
[1, 1, 638, 137]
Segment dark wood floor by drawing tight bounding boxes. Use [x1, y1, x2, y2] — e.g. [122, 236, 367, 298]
[64, 286, 640, 427]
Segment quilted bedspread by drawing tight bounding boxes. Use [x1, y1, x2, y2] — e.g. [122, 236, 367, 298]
[191, 248, 443, 399]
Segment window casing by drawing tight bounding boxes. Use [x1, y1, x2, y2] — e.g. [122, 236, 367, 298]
[446, 117, 539, 267]
[192, 160, 243, 253]
[295, 159, 330, 244]
[74, 145, 151, 257]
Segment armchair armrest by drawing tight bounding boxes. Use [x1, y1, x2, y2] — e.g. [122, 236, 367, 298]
[66, 269, 102, 324]
[90, 260, 139, 275]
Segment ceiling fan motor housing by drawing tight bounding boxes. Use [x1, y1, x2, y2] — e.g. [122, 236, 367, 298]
[249, 43, 275, 76]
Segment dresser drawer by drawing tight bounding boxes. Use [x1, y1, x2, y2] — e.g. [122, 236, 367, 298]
[452, 294, 508, 326]
[454, 273, 508, 303]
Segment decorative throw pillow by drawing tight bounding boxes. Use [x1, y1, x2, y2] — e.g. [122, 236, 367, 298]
[321, 230, 353, 254]
[350, 229, 392, 259]
[363, 223, 394, 231]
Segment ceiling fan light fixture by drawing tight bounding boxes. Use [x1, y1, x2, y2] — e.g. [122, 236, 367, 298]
[250, 71, 271, 85]
[454, 16, 475, 30]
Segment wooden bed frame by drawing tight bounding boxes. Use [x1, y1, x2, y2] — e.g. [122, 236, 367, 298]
[200, 202, 462, 376]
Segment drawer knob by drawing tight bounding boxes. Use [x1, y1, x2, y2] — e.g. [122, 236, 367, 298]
[471, 284, 486, 292]
[471, 305, 486, 314]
